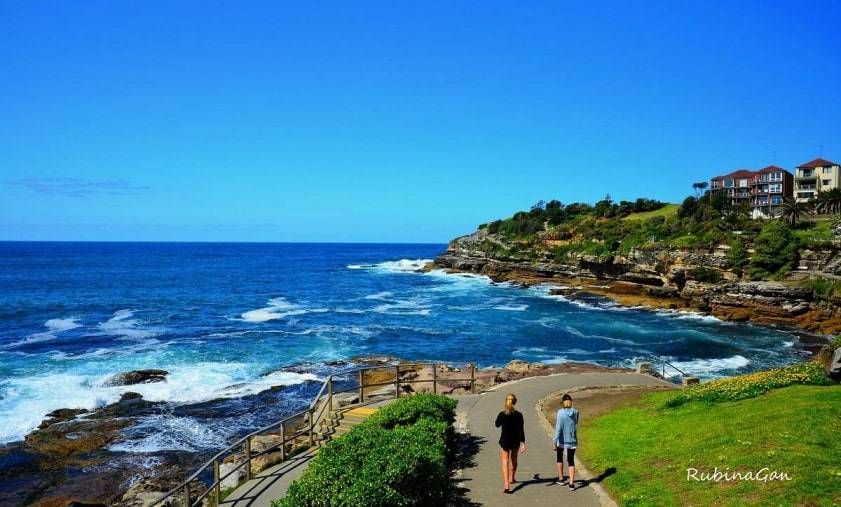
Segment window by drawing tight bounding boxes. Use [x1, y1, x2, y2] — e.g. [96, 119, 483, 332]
[798, 192, 814, 199]
[769, 172, 782, 181]
[760, 174, 769, 182]
[757, 195, 769, 204]
[769, 183, 782, 193]
[823, 167, 833, 174]
[739, 178, 749, 187]
[725, 179, 734, 188]
[771, 195, 783, 204]
[823, 179, 832, 186]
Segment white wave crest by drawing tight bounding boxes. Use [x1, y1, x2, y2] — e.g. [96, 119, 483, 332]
[670, 355, 750, 377]
[241, 297, 309, 322]
[348, 259, 432, 273]
[2, 317, 83, 350]
[493, 304, 529, 311]
[96, 310, 161, 339]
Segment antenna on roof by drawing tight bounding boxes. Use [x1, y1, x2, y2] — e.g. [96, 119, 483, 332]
[820, 145, 824, 157]
[773, 150, 777, 163]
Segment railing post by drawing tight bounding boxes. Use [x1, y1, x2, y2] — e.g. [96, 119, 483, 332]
[470, 363, 475, 394]
[183, 484, 191, 507]
[308, 409, 315, 447]
[432, 363, 438, 394]
[327, 376, 332, 413]
[212, 459, 221, 504]
[280, 421, 286, 461]
[394, 364, 400, 399]
[358, 369, 364, 404]
[245, 436, 252, 481]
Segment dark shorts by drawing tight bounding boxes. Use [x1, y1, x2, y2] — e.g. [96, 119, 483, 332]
[556, 447, 576, 466]
[499, 441, 520, 452]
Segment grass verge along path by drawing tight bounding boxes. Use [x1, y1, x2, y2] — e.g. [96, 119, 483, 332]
[580, 384, 841, 506]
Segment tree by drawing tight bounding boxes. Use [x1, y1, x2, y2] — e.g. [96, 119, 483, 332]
[722, 203, 750, 229]
[678, 195, 698, 218]
[776, 197, 812, 226]
[728, 237, 748, 277]
[692, 181, 709, 196]
[748, 220, 799, 279]
[815, 188, 841, 215]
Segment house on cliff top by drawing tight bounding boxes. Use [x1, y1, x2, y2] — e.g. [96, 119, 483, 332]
[709, 166, 793, 218]
[795, 157, 841, 203]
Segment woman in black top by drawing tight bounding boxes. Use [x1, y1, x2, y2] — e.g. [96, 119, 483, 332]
[495, 393, 526, 494]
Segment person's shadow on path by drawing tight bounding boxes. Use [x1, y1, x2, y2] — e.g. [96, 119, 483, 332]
[449, 433, 485, 506]
[509, 466, 618, 493]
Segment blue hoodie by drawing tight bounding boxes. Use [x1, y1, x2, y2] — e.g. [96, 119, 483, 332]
[553, 407, 579, 448]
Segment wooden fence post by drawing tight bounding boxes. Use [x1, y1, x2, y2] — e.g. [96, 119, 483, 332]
[470, 363, 476, 394]
[212, 459, 221, 503]
[358, 369, 364, 403]
[280, 422, 286, 461]
[432, 363, 438, 394]
[394, 365, 400, 398]
[245, 436, 252, 481]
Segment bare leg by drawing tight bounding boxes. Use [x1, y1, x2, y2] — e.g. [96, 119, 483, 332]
[556, 461, 564, 482]
[500, 448, 510, 491]
[569, 465, 576, 486]
[510, 449, 518, 483]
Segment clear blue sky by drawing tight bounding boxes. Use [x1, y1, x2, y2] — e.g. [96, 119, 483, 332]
[1, 1, 840, 242]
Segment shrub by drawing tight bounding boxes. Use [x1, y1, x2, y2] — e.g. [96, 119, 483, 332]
[748, 220, 798, 280]
[276, 394, 456, 507]
[366, 392, 457, 429]
[664, 362, 831, 408]
[835, 335, 841, 348]
[728, 238, 747, 277]
[691, 266, 722, 283]
[799, 277, 841, 301]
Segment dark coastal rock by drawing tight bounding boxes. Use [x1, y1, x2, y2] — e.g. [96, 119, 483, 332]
[104, 369, 169, 387]
[830, 348, 841, 381]
[38, 408, 89, 429]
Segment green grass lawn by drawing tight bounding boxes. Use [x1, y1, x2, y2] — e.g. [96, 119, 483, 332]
[622, 204, 680, 221]
[579, 384, 841, 506]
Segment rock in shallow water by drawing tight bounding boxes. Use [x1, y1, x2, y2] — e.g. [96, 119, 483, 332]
[104, 369, 169, 387]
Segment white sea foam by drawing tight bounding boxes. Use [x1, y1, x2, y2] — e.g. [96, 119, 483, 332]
[0, 362, 319, 445]
[95, 310, 161, 339]
[656, 309, 724, 324]
[364, 291, 393, 300]
[1, 317, 83, 349]
[241, 297, 315, 322]
[670, 355, 750, 377]
[492, 304, 529, 311]
[349, 259, 432, 273]
[109, 414, 230, 453]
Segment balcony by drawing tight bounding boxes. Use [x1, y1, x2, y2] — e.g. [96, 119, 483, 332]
[797, 184, 817, 190]
[797, 170, 817, 179]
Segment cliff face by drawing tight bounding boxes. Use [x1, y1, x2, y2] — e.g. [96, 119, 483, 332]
[433, 229, 841, 335]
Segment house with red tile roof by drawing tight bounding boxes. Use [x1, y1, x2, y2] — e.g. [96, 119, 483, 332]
[710, 166, 793, 218]
[795, 157, 841, 203]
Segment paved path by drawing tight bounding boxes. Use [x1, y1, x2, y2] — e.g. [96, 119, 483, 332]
[455, 372, 672, 507]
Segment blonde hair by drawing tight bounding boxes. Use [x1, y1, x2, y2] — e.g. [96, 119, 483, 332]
[504, 393, 517, 414]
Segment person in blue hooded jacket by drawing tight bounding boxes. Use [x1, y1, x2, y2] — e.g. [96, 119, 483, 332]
[553, 393, 579, 491]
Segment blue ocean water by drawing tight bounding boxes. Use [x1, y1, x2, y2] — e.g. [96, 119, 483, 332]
[0, 242, 813, 451]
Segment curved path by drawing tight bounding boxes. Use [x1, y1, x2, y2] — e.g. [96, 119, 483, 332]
[454, 372, 672, 506]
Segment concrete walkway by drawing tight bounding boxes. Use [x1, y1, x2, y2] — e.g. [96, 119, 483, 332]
[455, 372, 672, 507]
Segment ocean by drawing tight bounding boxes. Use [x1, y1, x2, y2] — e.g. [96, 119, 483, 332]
[0, 241, 813, 454]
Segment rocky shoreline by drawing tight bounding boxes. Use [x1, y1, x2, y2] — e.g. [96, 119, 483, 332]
[1, 358, 630, 507]
[430, 230, 841, 337]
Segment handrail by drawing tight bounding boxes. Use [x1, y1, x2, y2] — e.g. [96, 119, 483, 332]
[654, 355, 690, 379]
[151, 361, 476, 506]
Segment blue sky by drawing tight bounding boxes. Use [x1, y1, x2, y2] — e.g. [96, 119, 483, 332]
[1, 1, 840, 242]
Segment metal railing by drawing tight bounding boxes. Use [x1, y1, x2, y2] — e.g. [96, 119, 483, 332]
[152, 362, 476, 506]
[654, 356, 690, 381]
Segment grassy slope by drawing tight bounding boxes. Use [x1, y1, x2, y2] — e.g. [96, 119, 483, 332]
[621, 203, 680, 221]
[580, 385, 841, 507]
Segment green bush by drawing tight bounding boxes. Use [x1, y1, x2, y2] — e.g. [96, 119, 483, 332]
[800, 277, 841, 301]
[691, 266, 722, 283]
[664, 362, 831, 408]
[275, 394, 456, 507]
[835, 335, 841, 348]
[366, 392, 457, 429]
[748, 220, 799, 280]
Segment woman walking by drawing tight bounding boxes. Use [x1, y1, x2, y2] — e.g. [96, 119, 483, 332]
[553, 393, 579, 491]
[495, 393, 526, 494]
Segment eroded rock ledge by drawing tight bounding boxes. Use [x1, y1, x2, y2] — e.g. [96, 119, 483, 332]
[431, 232, 841, 335]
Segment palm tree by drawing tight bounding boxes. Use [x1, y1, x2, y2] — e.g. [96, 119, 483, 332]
[815, 188, 841, 215]
[776, 197, 812, 226]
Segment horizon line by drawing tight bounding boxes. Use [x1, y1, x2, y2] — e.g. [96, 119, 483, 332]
[0, 239, 449, 245]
